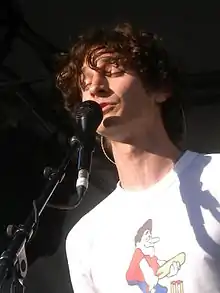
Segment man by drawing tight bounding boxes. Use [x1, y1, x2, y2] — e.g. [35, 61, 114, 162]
[56, 23, 220, 293]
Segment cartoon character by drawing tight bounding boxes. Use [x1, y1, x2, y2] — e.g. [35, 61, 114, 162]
[126, 219, 185, 293]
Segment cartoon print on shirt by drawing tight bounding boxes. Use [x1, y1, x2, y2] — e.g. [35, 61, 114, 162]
[126, 219, 186, 293]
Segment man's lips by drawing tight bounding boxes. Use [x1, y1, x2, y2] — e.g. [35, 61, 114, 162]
[99, 102, 110, 109]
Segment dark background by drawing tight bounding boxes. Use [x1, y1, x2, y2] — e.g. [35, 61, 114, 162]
[1, 1, 220, 292]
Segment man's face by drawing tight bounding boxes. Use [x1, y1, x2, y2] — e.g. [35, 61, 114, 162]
[81, 53, 167, 142]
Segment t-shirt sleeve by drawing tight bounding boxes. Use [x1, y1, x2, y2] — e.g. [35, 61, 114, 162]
[66, 216, 96, 293]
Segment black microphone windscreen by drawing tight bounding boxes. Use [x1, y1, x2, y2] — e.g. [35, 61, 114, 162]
[74, 101, 103, 138]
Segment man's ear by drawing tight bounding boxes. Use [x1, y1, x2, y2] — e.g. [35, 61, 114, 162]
[154, 91, 171, 104]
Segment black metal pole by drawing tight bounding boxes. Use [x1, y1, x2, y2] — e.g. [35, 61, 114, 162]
[0, 136, 80, 288]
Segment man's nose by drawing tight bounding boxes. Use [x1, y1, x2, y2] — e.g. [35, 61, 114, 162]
[89, 72, 108, 97]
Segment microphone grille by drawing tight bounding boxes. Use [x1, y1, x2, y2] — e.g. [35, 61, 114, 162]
[74, 100, 103, 134]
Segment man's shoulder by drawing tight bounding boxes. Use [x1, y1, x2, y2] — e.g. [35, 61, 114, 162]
[198, 151, 220, 170]
[192, 151, 220, 190]
[176, 150, 220, 190]
[67, 185, 119, 239]
[205, 152, 220, 162]
[186, 150, 220, 169]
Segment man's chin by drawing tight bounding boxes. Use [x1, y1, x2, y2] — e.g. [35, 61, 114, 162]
[97, 124, 116, 139]
[96, 124, 106, 136]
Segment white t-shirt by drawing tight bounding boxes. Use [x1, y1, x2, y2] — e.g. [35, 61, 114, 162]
[66, 151, 220, 293]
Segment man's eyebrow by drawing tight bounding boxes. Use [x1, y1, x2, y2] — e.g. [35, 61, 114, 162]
[81, 63, 108, 74]
[81, 55, 120, 73]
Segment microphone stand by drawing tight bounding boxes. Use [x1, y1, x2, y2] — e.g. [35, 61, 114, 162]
[0, 136, 80, 293]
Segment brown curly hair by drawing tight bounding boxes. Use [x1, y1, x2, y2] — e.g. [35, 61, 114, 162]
[56, 22, 184, 145]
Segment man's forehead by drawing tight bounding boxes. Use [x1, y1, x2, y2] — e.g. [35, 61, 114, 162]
[82, 51, 120, 68]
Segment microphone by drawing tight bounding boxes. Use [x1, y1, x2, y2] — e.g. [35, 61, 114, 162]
[74, 100, 103, 199]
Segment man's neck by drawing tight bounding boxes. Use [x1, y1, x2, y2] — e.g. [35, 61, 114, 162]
[111, 138, 181, 192]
